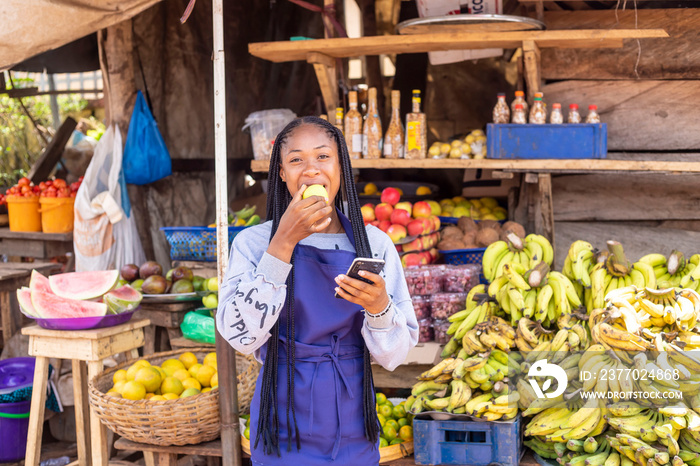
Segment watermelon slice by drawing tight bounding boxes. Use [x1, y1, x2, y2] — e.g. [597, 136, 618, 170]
[49, 270, 119, 300]
[30, 270, 52, 294]
[103, 285, 142, 314]
[31, 290, 107, 319]
[17, 287, 39, 318]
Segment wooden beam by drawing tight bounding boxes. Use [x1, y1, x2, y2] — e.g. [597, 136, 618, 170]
[27, 117, 77, 183]
[251, 157, 700, 173]
[307, 53, 338, 115]
[522, 40, 541, 104]
[248, 29, 668, 63]
[535, 173, 555, 247]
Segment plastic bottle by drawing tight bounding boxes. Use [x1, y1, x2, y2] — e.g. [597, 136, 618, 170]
[534, 91, 547, 112]
[512, 104, 527, 124]
[404, 90, 427, 159]
[334, 107, 344, 135]
[344, 91, 363, 158]
[550, 103, 563, 124]
[362, 87, 383, 159]
[492, 93, 510, 124]
[511, 90, 528, 116]
[585, 105, 601, 123]
[567, 104, 581, 123]
[529, 97, 547, 124]
[383, 90, 404, 159]
[40, 457, 70, 466]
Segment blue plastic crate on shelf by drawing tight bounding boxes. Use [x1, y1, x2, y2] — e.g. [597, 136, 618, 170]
[160, 226, 248, 261]
[487, 123, 607, 159]
[413, 416, 523, 466]
[441, 247, 487, 284]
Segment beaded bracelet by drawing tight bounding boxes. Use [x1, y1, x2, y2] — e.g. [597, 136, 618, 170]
[364, 302, 392, 319]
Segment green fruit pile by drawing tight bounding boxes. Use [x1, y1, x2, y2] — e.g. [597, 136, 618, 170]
[376, 392, 414, 448]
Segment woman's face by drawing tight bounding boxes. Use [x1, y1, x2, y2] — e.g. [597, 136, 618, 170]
[279, 124, 341, 204]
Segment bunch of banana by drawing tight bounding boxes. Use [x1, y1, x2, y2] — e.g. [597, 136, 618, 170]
[639, 287, 700, 333]
[463, 387, 520, 421]
[482, 233, 554, 283]
[680, 254, 700, 294]
[589, 306, 654, 355]
[564, 240, 598, 289]
[488, 260, 583, 327]
[227, 204, 259, 226]
[441, 284, 500, 358]
[639, 251, 697, 290]
[575, 344, 635, 400]
[537, 398, 608, 443]
[525, 436, 560, 460]
[516, 317, 589, 364]
[455, 350, 522, 392]
[555, 434, 616, 466]
[461, 316, 516, 356]
[407, 378, 475, 415]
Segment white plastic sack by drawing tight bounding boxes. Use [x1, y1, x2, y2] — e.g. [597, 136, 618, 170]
[73, 125, 146, 272]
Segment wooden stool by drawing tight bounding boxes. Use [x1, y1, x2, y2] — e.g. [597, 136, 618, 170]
[113, 437, 222, 466]
[22, 319, 150, 466]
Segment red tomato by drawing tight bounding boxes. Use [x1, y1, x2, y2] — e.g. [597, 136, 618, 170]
[45, 180, 53, 187]
[44, 191, 57, 198]
[17, 177, 30, 187]
[20, 186, 30, 194]
[39, 182, 46, 191]
[70, 182, 80, 192]
[78, 176, 84, 182]
[32, 186, 41, 193]
[53, 179, 67, 189]
[47, 186, 57, 193]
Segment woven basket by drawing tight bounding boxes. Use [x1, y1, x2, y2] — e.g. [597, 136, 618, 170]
[88, 347, 259, 446]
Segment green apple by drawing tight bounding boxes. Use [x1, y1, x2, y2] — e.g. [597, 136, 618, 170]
[202, 293, 218, 309]
[207, 277, 219, 292]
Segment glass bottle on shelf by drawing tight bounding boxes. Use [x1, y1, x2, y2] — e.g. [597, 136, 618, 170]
[512, 104, 527, 124]
[529, 97, 547, 124]
[404, 89, 427, 159]
[362, 87, 382, 159]
[334, 107, 344, 135]
[344, 91, 363, 159]
[383, 90, 404, 159]
[585, 105, 601, 123]
[550, 103, 563, 124]
[568, 104, 582, 123]
[511, 90, 528, 116]
[492, 93, 510, 124]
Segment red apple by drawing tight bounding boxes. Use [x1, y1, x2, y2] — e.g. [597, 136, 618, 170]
[420, 218, 432, 235]
[390, 209, 412, 227]
[430, 215, 441, 233]
[401, 253, 423, 268]
[395, 244, 403, 253]
[369, 220, 380, 227]
[380, 187, 401, 206]
[407, 219, 425, 237]
[394, 201, 413, 214]
[419, 251, 433, 264]
[374, 203, 394, 222]
[378, 220, 391, 233]
[386, 224, 407, 244]
[412, 201, 432, 219]
[403, 237, 423, 253]
[361, 203, 376, 223]
[428, 248, 439, 261]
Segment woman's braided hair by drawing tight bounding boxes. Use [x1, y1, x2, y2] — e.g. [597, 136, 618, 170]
[255, 116, 380, 456]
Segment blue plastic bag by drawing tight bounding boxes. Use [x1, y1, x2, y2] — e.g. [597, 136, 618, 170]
[123, 91, 172, 185]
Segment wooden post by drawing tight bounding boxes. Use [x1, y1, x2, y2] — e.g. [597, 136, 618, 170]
[88, 360, 109, 466]
[307, 52, 339, 117]
[24, 357, 50, 466]
[522, 40, 541, 104]
[212, 0, 241, 465]
[71, 360, 92, 466]
[535, 173, 555, 255]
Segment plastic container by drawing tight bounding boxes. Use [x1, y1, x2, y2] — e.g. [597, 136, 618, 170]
[39, 197, 75, 233]
[443, 264, 481, 293]
[417, 318, 434, 343]
[242, 109, 297, 161]
[433, 319, 451, 345]
[430, 293, 468, 320]
[411, 295, 431, 320]
[440, 248, 487, 284]
[0, 400, 31, 462]
[413, 416, 522, 466]
[404, 266, 444, 295]
[486, 123, 607, 159]
[161, 225, 248, 261]
[6, 196, 41, 232]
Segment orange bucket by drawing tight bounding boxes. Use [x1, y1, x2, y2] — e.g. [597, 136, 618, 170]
[7, 196, 41, 232]
[39, 197, 75, 233]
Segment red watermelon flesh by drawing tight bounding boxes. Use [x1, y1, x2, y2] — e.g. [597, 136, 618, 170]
[31, 290, 107, 319]
[103, 285, 142, 314]
[30, 270, 52, 294]
[17, 287, 39, 317]
[49, 270, 119, 300]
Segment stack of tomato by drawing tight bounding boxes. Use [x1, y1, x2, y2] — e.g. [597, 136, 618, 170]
[1, 177, 83, 205]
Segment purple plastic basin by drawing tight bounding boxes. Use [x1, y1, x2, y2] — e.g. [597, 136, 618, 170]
[0, 357, 35, 395]
[34, 308, 137, 331]
[0, 400, 31, 461]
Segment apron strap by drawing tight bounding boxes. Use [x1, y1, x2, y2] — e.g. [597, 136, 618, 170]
[337, 209, 356, 250]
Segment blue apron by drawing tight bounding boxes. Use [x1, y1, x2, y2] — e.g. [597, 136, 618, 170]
[249, 212, 380, 465]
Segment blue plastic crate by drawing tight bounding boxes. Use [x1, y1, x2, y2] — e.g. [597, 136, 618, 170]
[487, 123, 607, 159]
[413, 416, 523, 466]
[160, 226, 248, 262]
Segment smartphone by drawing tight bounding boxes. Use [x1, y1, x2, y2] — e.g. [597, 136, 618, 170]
[335, 257, 386, 298]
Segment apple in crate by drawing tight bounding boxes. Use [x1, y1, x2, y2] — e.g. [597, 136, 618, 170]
[412, 201, 432, 218]
[374, 203, 393, 222]
[378, 220, 391, 233]
[402, 237, 423, 253]
[407, 219, 424, 237]
[394, 201, 412, 214]
[386, 224, 407, 244]
[380, 187, 401, 206]
[390, 209, 411, 227]
[361, 203, 376, 223]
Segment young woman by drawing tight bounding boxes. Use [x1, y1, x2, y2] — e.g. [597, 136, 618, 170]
[216, 116, 418, 465]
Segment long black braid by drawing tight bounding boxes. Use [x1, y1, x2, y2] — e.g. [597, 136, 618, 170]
[255, 116, 380, 456]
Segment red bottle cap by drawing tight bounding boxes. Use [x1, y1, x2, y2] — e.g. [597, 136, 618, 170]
[589, 105, 597, 110]
[569, 103, 579, 109]
[553, 103, 561, 109]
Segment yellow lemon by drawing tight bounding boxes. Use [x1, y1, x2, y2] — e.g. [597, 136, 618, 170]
[363, 182, 378, 195]
[399, 425, 414, 441]
[150, 395, 166, 401]
[181, 388, 201, 398]
[106, 390, 122, 398]
[113, 380, 126, 394]
[203, 352, 217, 369]
[211, 373, 218, 388]
[113, 369, 128, 384]
[196, 365, 217, 388]
[470, 199, 482, 209]
[153, 366, 167, 380]
[173, 369, 191, 382]
[493, 210, 507, 221]
[202, 387, 212, 393]
[415, 186, 432, 195]
[188, 363, 203, 378]
[126, 360, 150, 381]
[135, 367, 162, 393]
[163, 393, 179, 400]
[480, 197, 499, 208]
[161, 359, 186, 373]
[482, 214, 499, 221]
[160, 376, 184, 396]
[182, 378, 202, 391]
[122, 381, 146, 401]
[179, 352, 199, 369]
[302, 184, 328, 202]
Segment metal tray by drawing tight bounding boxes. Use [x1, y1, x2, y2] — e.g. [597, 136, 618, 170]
[396, 14, 545, 35]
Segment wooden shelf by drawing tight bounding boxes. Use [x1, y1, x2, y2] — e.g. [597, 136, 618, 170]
[251, 158, 700, 174]
[248, 29, 668, 63]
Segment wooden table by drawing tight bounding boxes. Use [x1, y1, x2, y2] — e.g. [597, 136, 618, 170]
[22, 319, 149, 466]
[0, 261, 61, 343]
[0, 228, 73, 260]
